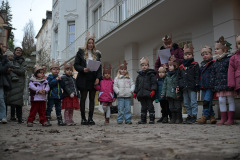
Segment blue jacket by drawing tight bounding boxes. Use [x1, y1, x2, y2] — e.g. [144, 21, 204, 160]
[47, 74, 62, 99]
[155, 78, 165, 101]
[199, 60, 215, 89]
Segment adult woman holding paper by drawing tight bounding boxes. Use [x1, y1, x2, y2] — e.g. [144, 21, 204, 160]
[155, 35, 184, 76]
[74, 33, 102, 125]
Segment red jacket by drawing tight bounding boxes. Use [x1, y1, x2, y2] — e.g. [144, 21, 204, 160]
[95, 77, 114, 102]
[228, 50, 240, 91]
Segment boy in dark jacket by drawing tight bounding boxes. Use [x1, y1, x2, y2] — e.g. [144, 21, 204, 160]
[197, 46, 216, 124]
[46, 60, 66, 126]
[176, 44, 200, 124]
[133, 57, 157, 124]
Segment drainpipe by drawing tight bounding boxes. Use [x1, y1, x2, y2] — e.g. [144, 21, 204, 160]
[86, 0, 88, 30]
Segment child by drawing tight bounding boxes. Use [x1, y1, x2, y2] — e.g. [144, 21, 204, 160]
[5, 49, 19, 81]
[176, 44, 200, 124]
[155, 66, 171, 123]
[46, 60, 66, 126]
[211, 36, 236, 125]
[95, 64, 115, 124]
[133, 57, 157, 124]
[61, 62, 80, 126]
[161, 61, 182, 124]
[228, 35, 240, 94]
[113, 60, 135, 124]
[27, 65, 51, 127]
[197, 46, 217, 124]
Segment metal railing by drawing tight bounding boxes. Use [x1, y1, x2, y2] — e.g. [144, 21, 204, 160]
[61, 0, 157, 63]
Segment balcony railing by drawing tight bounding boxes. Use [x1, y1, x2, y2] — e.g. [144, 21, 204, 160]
[61, 0, 157, 63]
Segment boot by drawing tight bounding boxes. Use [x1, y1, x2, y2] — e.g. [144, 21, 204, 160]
[190, 115, 197, 124]
[88, 111, 95, 125]
[224, 111, 234, 125]
[197, 115, 208, 124]
[105, 118, 110, 124]
[138, 113, 147, 124]
[209, 115, 217, 124]
[57, 116, 66, 126]
[183, 115, 192, 124]
[175, 112, 183, 124]
[46, 116, 52, 125]
[81, 110, 88, 125]
[149, 113, 155, 124]
[169, 112, 176, 124]
[157, 117, 164, 123]
[217, 112, 227, 125]
[162, 117, 168, 123]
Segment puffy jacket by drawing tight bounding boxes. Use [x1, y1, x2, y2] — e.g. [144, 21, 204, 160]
[61, 74, 80, 98]
[155, 77, 165, 101]
[95, 77, 114, 102]
[177, 59, 200, 92]
[199, 60, 215, 89]
[134, 69, 157, 101]
[29, 76, 50, 101]
[113, 75, 135, 97]
[228, 50, 240, 91]
[47, 74, 62, 99]
[0, 54, 11, 91]
[74, 48, 102, 90]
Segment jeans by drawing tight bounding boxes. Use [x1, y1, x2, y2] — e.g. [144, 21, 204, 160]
[183, 89, 198, 116]
[117, 97, 132, 123]
[46, 99, 62, 117]
[0, 87, 6, 119]
[202, 89, 215, 117]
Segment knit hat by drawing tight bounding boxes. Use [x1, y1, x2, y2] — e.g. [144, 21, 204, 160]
[201, 45, 212, 55]
[119, 60, 128, 70]
[5, 49, 14, 57]
[140, 57, 149, 66]
[33, 65, 43, 74]
[50, 59, 60, 70]
[183, 43, 194, 54]
[162, 35, 172, 45]
[103, 64, 112, 74]
[63, 61, 73, 71]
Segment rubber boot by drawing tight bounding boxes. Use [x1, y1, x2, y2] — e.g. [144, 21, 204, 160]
[138, 113, 147, 124]
[175, 112, 183, 124]
[169, 112, 176, 124]
[216, 112, 227, 125]
[197, 115, 208, 124]
[57, 116, 66, 126]
[88, 110, 95, 125]
[224, 111, 234, 125]
[149, 113, 155, 124]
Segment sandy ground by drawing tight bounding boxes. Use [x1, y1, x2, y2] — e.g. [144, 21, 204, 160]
[0, 106, 240, 160]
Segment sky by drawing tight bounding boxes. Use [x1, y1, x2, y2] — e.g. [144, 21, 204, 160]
[2, 0, 52, 47]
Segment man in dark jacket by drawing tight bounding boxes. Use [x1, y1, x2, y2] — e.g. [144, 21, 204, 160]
[133, 57, 157, 124]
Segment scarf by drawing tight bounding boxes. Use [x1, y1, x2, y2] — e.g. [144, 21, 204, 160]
[30, 75, 45, 82]
[168, 70, 176, 77]
[200, 57, 213, 67]
[182, 58, 194, 67]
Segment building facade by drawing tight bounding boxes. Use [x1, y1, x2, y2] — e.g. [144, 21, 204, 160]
[0, 10, 11, 52]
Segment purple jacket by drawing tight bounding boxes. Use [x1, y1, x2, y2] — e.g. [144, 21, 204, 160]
[228, 50, 240, 91]
[95, 77, 114, 103]
[29, 77, 50, 101]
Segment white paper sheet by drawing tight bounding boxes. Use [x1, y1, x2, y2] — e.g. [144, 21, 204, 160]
[87, 59, 101, 71]
[157, 48, 171, 64]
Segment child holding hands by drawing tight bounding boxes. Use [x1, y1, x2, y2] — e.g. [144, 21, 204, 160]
[113, 60, 135, 124]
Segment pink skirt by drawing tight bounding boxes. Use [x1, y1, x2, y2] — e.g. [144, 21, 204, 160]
[216, 91, 237, 97]
[62, 96, 80, 110]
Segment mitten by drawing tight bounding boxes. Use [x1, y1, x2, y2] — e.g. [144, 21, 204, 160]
[155, 99, 159, 103]
[133, 93, 137, 99]
[70, 93, 74, 98]
[150, 90, 155, 98]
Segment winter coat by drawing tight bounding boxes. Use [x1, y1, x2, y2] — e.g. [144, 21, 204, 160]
[61, 74, 80, 98]
[47, 74, 62, 99]
[161, 71, 181, 99]
[155, 43, 184, 75]
[199, 60, 215, 89]
[95, 77, 114, 103]
[7, 56, 26, 106]
[0, 55, 11, 91]
[113, 75, 135, 98]
[228, 50, 240, 91]
[177, 60, 200, 92]
[211, 54, 233, 92]
[74, 48, 102, 91]
[29, 76, 50, 101]
[155, 77, 165, 101]
[134, 69, 158, 101]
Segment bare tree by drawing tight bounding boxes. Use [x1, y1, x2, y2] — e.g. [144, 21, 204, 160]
[36, 37, 51, 68]
[22, 19, 36, 57]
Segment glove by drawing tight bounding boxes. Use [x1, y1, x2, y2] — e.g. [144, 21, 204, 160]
[133, 93, 137, 99]
[150, 90, 155, 98]
[155, 99, 159, 103]
[70, 93, 74, 98]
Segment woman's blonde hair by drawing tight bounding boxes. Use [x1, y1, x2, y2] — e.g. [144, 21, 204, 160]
[116, 69, 130, 79]
[84, 38, 97, 60]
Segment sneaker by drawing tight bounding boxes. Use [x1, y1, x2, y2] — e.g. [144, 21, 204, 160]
[125, 121, 132, 124]
[42, 121, 51, 127]
[117, 121, 123, 124]
[191, 116, 197, 124]
[1, 118, 7, 124]
[27, 122, 33, 127]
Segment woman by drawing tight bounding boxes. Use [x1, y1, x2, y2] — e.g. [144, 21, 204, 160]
[74, 34, 102, 125]
[7, 47, 27, 123]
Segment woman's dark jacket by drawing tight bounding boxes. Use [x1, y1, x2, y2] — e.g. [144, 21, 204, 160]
[74, 48, 102, 91]
[0, 54, 11, 91]
[134, 69, 157, 101]
[61, 74, 80, 98]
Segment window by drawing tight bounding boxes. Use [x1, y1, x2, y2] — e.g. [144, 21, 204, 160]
[117, 0, 127, 23]
[94, 5, 102, 38]
[68, 21, 75, 45]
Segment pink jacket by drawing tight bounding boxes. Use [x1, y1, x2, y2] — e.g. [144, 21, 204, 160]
[228, 50, 240, 91]
[95, 77, 114, 102]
